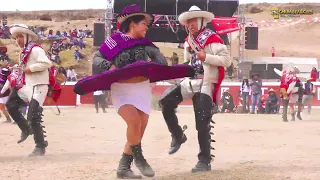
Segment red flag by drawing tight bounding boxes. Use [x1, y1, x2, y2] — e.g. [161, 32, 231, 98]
[211, 16, 240, 35]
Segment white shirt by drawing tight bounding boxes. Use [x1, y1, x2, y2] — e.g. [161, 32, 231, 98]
[66, 69, 72, 78]
[93, 90, 103, 95]
[240, 84, 250, 93]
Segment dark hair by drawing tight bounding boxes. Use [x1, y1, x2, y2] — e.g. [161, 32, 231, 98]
[242, 78, 249, 88]
[119, 15, 146, 33]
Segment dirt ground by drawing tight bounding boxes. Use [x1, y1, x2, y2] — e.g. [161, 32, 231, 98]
[0, 106, 320, 180]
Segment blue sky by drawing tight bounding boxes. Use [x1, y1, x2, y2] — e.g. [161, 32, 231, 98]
[1, 0, 319, 11]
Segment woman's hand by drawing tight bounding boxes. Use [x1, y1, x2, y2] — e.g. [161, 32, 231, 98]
[109, 65, 117, 70]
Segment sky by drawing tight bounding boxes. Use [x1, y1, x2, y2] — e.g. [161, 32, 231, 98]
[0, 0, 319, 11]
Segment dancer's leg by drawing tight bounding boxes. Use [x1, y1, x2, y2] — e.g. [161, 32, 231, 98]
[118, 105, 154, 178]
[0, 103, 11, 123]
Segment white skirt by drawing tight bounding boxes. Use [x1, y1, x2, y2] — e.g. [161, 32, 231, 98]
[110, 80, 152, 115]
[0, 96, 9, 104]
[289, 94, 299, 104]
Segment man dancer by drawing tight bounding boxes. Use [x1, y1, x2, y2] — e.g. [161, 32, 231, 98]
[277, 65, 301, 122]
[159, 6, 230, 172]
[7, 24, 52, 156]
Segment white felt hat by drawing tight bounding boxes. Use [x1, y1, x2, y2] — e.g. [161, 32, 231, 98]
[178, 6, 214, 25]
[10, 24, 39, 41]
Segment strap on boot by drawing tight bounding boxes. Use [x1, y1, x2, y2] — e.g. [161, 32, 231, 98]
[192, 93, 215, 164]
[28, 99, 48, 148]
[159, 84, 184, 138]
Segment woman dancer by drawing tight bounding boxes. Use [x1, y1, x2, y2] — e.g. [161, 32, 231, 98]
[75, 4, 194, 179]
[0, 68, 11, 123]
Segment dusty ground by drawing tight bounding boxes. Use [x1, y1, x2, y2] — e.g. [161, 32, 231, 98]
[0, 106, 320, 180]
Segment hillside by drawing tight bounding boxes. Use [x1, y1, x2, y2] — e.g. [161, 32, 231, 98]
[1, 3, 320, 75]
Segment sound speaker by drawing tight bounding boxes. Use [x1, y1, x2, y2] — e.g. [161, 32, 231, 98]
[245, 27, 258, 50]
[252, 64, 266, 71]
[147, 0, 177, 15]
[93, 23, 106, 47]
[208, 0, 239, 16]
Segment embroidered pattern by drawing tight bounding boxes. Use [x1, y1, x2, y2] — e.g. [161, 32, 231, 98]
[196, 29, 215, 47]
[104, 37, 117, 49]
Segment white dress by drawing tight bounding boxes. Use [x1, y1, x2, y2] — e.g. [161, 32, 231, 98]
[110, 80, 152, 115]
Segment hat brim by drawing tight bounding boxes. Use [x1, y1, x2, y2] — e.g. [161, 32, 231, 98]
[10, 26, 39, 41]
[178, 10, 214, 25]
[117, 13, 154, 25]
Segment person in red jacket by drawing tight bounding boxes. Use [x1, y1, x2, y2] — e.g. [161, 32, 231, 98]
[310, 67, 318, 81]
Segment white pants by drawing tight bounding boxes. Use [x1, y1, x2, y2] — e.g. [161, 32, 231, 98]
[180, 78, 213, 100]
[18, 85, 49, 107]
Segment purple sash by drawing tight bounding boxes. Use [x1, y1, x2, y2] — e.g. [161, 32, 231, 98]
[99, 32, 157, 61]
[73, 61, 195, 95]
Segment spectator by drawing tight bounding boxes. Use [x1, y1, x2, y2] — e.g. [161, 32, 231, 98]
[70, 67, 77, 81]
[79, 37, 86, 49]
[220, 90, 235, 113]
[74, 49, 81, 62]
[171, 52, 179, 65]
[265, 88, 279, 114]
[227, 62, 234, 77]
[310, 67, 318, 81]
[93, 90, 107, 113]
[271, 46, 275, 57]
[302, 77, 316, 114]
[250, 73, 262, 114]
[240, 77, 250, 113]
[66, 67, 72, 81]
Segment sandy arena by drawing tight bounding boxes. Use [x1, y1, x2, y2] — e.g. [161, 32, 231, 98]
[0, 106, 320, 180]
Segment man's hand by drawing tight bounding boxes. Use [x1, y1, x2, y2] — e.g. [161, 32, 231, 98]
[24, 68, 32, 74]
[195, 50, 206, 61]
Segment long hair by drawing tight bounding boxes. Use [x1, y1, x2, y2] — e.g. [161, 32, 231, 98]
[242, 79, 249, 88]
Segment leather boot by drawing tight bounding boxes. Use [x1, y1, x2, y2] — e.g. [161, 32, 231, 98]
[282, 99, 289, 122]
[191, 93, 214, 173]
[159, 84, 187, 155]
[130, 144, 155, 177]
[296, 112, 302, 120]
[291, 112, 295, 121]
[116, 153, 142, 179]
[28, 99, 48, 157]
[6, 93, 32, 143]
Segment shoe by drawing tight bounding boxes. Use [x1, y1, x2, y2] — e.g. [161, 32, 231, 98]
[28, 147, 46, 157]
[168, 134, 187, 155]
[116, 153, 142, 179]
[130, 144, 155, 177]
[191, 161, 211, 173]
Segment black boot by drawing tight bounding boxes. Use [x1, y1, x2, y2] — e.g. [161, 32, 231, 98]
[291, 112, 296, 121]
[282, 99, 289, 122]
[191, 93, 214, 173]
[116, 153, 142, 179]
[159, 84, 187, 155]
[130, 144, 155, 177]
[296, 112, 302, 120]
[28, 99, 48, 157]
[6, 93, 32, 143]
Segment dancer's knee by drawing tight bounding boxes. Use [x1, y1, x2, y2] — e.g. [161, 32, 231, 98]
[119, 104, 142, 131]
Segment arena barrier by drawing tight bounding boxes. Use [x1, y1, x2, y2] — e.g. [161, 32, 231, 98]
[51, 82, 320, 107]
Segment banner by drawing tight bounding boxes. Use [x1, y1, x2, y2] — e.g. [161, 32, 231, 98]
[211, 16, 240, 35]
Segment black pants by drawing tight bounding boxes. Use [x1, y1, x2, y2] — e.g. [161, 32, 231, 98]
[94, 95, 106, 112]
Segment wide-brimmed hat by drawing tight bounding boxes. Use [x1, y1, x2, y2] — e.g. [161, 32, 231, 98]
[10, 24, 39, 42]
[0, 68, 10, 77]
[178, 6, 214, 25]
[116, 4, 154, 25]
[268, 88, 275, 93]
[251, 73, 259, 77]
